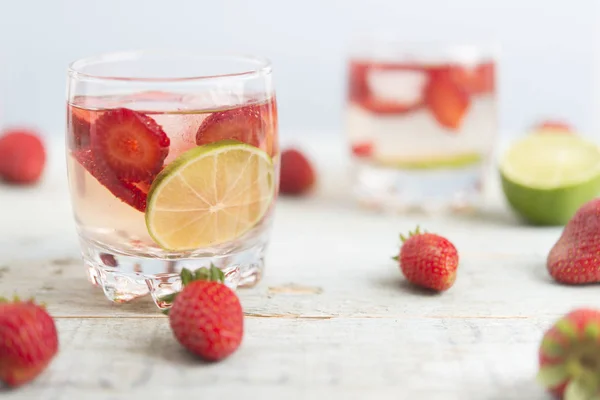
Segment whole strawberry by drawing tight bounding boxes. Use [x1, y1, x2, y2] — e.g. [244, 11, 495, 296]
[547, 198, 600, 284]
[164, 266, 243, 361]
[0, 129, 46, 185]
[537, 308, 600, 399]
[279, 148, 315, 195]
[394, 227, 459, 291]
[0, 297, 58, 387]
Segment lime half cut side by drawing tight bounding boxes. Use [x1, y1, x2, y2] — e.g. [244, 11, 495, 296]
[499, 133, 600, 225]
[146, 140, 274, 251]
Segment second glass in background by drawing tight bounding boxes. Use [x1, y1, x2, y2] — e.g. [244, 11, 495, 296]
[346, 39, 498, 213]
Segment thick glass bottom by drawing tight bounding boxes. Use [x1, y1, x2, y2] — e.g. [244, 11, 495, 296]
[352, 160, 486, 214]
[80, 236, 267, 309]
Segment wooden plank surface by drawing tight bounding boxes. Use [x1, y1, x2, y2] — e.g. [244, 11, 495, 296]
[2, 318, 551, 400]
[0, 137, 577, 399]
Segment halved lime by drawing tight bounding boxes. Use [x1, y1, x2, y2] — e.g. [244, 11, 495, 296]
[499, 133, 600, 225]
[146, 140, 274, 250]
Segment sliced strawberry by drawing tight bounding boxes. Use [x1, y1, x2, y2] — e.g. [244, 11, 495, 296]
[99, 253, 118, 267]
[349, 61, 370, 103]
[351, 142, 373, 157]
[196, 104, 274, 155]
[258, 97, 278, 156]
[448, 62, 495, 95]
[67, 106, 94, 149]
[91, 108, 170, 182]
[425, 70, 470, 131]
[73, 149, 148, 212]
[359, 97, 424, 115]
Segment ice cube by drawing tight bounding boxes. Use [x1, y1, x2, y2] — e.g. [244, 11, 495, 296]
[152, 113, 207, 164]
[367, 69, 428, 105]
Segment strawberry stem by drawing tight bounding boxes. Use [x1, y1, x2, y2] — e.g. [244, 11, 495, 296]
[159, 264, 226, 314]
[399, 225, 425, 243]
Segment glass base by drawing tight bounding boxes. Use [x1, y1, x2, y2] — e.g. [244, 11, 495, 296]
[81, 237, 267, 309]
[353, 160, 485, 214]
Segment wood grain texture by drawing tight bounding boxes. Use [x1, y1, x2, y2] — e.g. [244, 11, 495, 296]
[2, 318, 551, 400]
[0, 137, 579, 399]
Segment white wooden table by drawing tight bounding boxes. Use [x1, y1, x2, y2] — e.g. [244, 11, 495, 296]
[1, 133, 594, 399]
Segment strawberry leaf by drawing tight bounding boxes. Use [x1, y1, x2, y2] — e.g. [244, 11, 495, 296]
[556, 318, 578, 340]
[584, 322, 600, 340]
[180, 268, 194, 286]
[210, 265, 225, 282]
[194, 267, 211, 281]
[541, 336, 566, 358]
[537, 364, 568, 388]
[564, 379, 595, 400]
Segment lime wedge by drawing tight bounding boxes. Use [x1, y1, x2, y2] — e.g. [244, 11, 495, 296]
[499, 133, 600, 225]
[146, 140, 274, 250]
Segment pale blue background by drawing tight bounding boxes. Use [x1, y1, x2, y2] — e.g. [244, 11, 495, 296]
[0, 0, 596, 138]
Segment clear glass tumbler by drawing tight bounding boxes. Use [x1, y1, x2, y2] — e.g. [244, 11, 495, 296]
[66, 51, 279, 308]
[346, 39, 498, 213]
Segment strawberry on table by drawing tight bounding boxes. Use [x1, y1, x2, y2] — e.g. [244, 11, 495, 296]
[279, 148, 316, 196]
[163, 266, 243, 361]
[91, 108, 170, 182]
[547, 198, 600, 284]
[537, 308, 600, 399]
[0, 129, 46, 185]
[424, 69, 470, 131]
[394, 226, 459, 291]
[0, 297, 58, 387]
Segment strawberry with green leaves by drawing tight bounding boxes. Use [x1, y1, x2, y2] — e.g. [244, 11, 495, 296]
[394, 227, 459, 291]
[537, 308, 600, 399]
[0, 297, 58, 387]
[162, 266, 243, 361]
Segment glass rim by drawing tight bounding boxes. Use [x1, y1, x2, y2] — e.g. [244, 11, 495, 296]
[347, 34, 500, 61]
[67, 50, 273, 82]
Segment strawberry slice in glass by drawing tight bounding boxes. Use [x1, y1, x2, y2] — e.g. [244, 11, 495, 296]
[424, 69, 471, 131]
[195, 102, 276, 156]
[91, 108, 170, 182]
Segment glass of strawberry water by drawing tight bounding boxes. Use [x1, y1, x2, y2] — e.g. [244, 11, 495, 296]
[66, 51, 278, 308]
[347, 40, 497, 213]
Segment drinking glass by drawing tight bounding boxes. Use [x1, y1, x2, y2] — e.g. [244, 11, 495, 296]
[346, 39, 498, 213]
[66, 51, 278, 308]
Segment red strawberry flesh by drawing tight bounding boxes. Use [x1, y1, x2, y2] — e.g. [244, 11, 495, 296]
[279, 149, 316, 195]
[91, 108, 170, 182]
[166, 267, 244, 362]
[351, 142, 373, 158]
[0, 130, 46, 185]
[397, 228, 459, 291]
[547, 198, 600, 284]
[73, 149, 148, 212]
[196, 102, 275, 156]
[425, 69, 470, 131]
[448, 62, 495, 95]
[0, 299, 58, 387]
[67, 105, 94, 149]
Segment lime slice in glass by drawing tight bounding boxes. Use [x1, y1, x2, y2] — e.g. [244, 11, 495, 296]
[146, 140, 274, 250]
